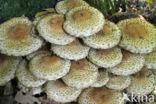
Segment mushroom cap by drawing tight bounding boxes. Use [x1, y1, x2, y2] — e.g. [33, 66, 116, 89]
[0, 54, 20, 86]
[45, 80, 82, 103]
[88, 47, 122, 68]
[16, 60, 46, 88]
[106, 74, 131, 90]
[126, 68, 155, 96]
[33, 8, 56, 26]
[29, 54, 71, 80]
[83, 20, 121, 49]
[63, 6, 105, 37]
[78, 87, 124, 104]
[91, 69, 109, 87]
[118, 18, 156, 54]
[55, 0, 89, 14]
[62, 59, 99, 89]
[51, 39, 90, 60]
[108, 51, 145, 76]
[144, 51, 156, 69]
[37, 14, 75, 45]
[0, 17, 43, 56]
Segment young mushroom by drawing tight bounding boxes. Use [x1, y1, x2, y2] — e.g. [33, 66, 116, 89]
[0, 54, 20, 86]
[29, 53, 71, 80]
[106, 74, 131, 90]
[118, 18, 156, 54]
[62, 59, 99, 89]
[55, 0, 89, 14]
[37, 14, 75, 45]
[88, 47, 122, 68]
[63, 6, 105, 37]
[108, 51, 145, 76]
[83, 20, 121, 49]
[78, 87, 124, 104]
[126, 68, 155, 96]
[91, 69, 109, 87]
[0, 17, 43, 56]
[16, 60, 46, 88]
[51, 39, 90, 60]
[45, 80, 82, 103]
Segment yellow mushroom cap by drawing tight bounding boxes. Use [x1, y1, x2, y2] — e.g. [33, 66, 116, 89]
[83, 20, 121, 49]
[118, 18, 156, 54]
[91, 69, 109, 87]
[88, 47, 122, 68]
[55, 0, 89, 14]
[16, 60, 46, 88]
[51, 39, 90, 60]
[108, 51, 145, 76]
[45, 80, 82, 103]
[37, 14, 75, 45]
[144, 51, 156, 69]
[106, 74, 131, 90]
[62, 59, 99, 89]
[0, 17, 43, 56]
[78, 87, 124, 104]
[0, 54, 20, 86]
[63, 6, 105, 37]
[126, 68, 155, 96]
[29, 54, 71, 80]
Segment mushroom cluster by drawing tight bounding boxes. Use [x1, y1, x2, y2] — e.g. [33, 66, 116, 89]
[0, 0, 156, 104]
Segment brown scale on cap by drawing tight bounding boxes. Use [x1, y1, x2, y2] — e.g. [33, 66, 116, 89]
[71, 59, 89, 71]
[97, 49, 115, 55]
[97, 24, 112, 36]
[72, 10, 92, 22]
[125, 23, 147, 39]
[92, 87, 112, 104]
[8, 24, 32, 41]
[43, 56, 61, 66]
[66, 1, 81, 9]
[49, 17, 64, 30]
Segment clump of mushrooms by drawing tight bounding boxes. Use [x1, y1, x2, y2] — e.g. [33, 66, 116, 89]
[0, 0, 156, 104]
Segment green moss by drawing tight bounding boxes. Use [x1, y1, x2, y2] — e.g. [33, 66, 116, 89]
[0, 0, 57, 23]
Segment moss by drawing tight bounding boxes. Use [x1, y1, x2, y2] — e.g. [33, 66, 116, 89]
[0, 0, 57, 23]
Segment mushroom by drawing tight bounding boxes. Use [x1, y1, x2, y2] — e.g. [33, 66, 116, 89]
[16, 60, 46, 88]
[63, 6, 105, 37]
[37, 14, 75, 45]
[29, 53, 71, 80]
[83, 20, 121, 49]
[55, 0, 89, 14]
[45, 80, 82, 103]
[0, 54, 20, 86]
[33, 8, 56, 26]
[91, 69, 109, 87]
[126, 68, 155, 96]
[108, 51, 145, 76]
[88, 47, 122, 68]
[106, 74, 131, 90]
[118, 18, 156, 54]
[150, 69, 156, 96]
[0, 17, 43, 56]
[78, 87, 124, 104]
[62, 59, 99, 89]
[51, 39, 90, 60]
[144, 51, 156, 69]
